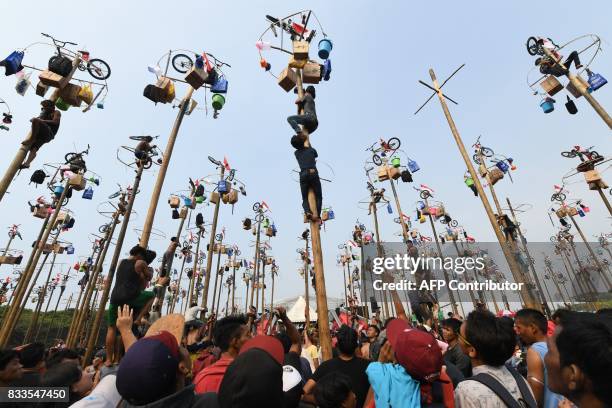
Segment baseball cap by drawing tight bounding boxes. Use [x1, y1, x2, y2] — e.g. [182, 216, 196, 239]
[386, 318, 442, 382]
[145, 313, 185, 345]
[239, 335, 284, 365]
[116, 331, 179, 405]
[282, 364, 302, 392]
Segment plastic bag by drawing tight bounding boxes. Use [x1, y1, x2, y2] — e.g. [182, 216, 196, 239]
[78, 84, 94, 105]
[15, 72, 31, 96]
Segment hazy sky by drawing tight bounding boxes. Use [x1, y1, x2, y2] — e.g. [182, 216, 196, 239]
[0, 1, 610, 310]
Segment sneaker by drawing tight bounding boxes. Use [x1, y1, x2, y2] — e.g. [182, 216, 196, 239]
[576, 64, 583, 70]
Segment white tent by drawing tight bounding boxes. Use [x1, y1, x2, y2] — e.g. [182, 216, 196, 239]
[286, 295, 317, 322]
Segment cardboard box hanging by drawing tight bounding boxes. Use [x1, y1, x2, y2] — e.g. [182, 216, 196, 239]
[278, 67, 297, 92]
[292, 41, 310, 60]
[302, 62, 321, 84]
[69, 174, 86, 191]
[38, 70, 64, 88]
[540, 76, 563, 96]
[59, 83, 83, 107]
[288, 56, 307, 69]
[35, 81, 49, 97]
[185, 66, 208, 90]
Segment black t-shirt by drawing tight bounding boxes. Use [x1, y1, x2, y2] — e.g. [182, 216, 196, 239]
[294, 147, 318, 171]
[443, 343, 472, 378]
[312, 357, 370, 408]
[284, 351, 303, 408]
[301, 94, 317, 117]
[110, 259, 141, 305]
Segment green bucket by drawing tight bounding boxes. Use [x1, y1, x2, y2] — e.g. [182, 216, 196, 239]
[391, 157, 401, 168]
[55, 97, 70, 111]
[196, 196, 204, 204]
[212, 94, 225, 110]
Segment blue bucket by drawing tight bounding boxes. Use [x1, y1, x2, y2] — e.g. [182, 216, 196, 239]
[318, 39, 333, 59]
[540, 99, 554, 114]
[54, 185, 64, 197]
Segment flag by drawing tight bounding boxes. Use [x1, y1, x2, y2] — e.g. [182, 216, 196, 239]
[261, 201, 271, 212]
[223, 156, 231, 171]
[420, 184, 434, 193]
[347, 240, 358, 248]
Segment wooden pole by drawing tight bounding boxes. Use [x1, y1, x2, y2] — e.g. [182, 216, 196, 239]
[304, 237, 311, 326]
[568, 215, 611, 290]
[270, 266, 276, 314]
[249, 218, 262, 309]
[170, 251, 188, 314]
[231, 254, 237, 314]
[295, 70, 332, 361]
[34, 283, 57, 342]
[210, 238, 223, 314]
[260, 259, 266, 315]
[505, 198, 551, 315]
[2, 234, 15, 257]
[187, 230, 202, 306]
[83, 163, 144, 365]
[139, 87, 194, 248]
[451, 239, 478, 309]
[201, 166, 224, 310]
[155, 207, 188, 311]
[215, 262, 225, 316]
[27, 252, 59, 343]
[55, 293, 73, 341]
[0, 178, 70, 347]
[370, 201, 387, 319]
[541, 48, 612, 129]
[43, 281, 66, 346]
[428, 68, 538, 309]
[596, 188, 612, 217]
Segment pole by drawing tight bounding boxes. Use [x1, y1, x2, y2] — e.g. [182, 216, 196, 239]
[231, 257, 237, 314]
[568, 215, 611, 290]
[505, 198, 551, 315]
[2, 235, 15, 257]
[188, 231, 202, 306]
[171, 250, 188, 314]
[451, 240, 478, 309]
[249, 219, 262, 309]
[27, 252, 58, 342]
[43, 281, 66, 346]
[270, 267, 276, 314]
[201, 166, 224, 310]
[260, 259, 266, 315]
[55, 293, 73, 341]
[370, 202, 387, 319]
[139, 87, 194, 248]
[296, 70, 332, 361]
[342, 262, 348, 308]
[428, 68, 538, 309]
[210, 240, 223, 314]
[304, 237, 310, 326]
[84, 163, 144, 364]
[156, 207, 188, 311]
[0, 178, 70, 347]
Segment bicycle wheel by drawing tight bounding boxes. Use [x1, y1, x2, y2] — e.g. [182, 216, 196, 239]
[472, 154, 481, 165]
[252, 202, 261, 212]
[87, 59, 111, 80]
[590, 151, 601, 159]
[172, 54, 193, 74]
[215, 233, 223, 242]
[372, 154, 382, 166]
[142, 158, 153, 169]
[481, 147, 494, 157]
[526, 37, 540, 56]
[561, 151, 577, 158]
[419, 190, 431, 199]
[439, 218, 448, 224]
[387, 137, 401, 150]
[450, 220, 458, 227]
[255, 213, 264, 223]
[98, 224, 109, 234]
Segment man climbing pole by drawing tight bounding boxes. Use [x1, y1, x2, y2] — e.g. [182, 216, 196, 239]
[133, 136, 154, 161]
[20, 100, 61, 169]
[287, 85, 318, 137]
[104, 245, 165, 365]
[157, 237, 179, 290]
[291, 134, 322, 221]
[536, 49, 583, 77]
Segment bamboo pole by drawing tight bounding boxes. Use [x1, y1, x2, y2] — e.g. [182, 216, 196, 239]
[156, 207, 188, 311]
[568, 215, 611, 290]
[0, 178, 70, 347]
[370, 200, 388, 319]
[505, 198, 551, 315]
[139, 86, 194, 248]
[55, 293, 73, 341]
[451, 240, 478, 309]
[231, 253, 238, 315]
[303, 236, 311, 326]
[201, 166, 224, 310]
[27, 252, 59, 342]
[270, 266, 276, 314]
[43, 280, 66, 346]
[2, 234, 15, 257]
[24, 285, 45, 344]
[260, 259, 266, 315]
[295, 70, 332, 361]
[428, 68, 538, 309]
[171, 248, 189, 314]
[249, 219, 262, 309]
[83, 163, 144, 364]
[596, 188, 612, 217]
[210, 239, 224, 314]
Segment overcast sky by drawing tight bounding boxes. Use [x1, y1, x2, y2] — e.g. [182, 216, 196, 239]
[0, 1, 610, 311]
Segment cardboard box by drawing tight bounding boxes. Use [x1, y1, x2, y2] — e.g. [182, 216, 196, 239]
[39, 70, 64, 88]
[288, 56, 307, 69]
[278, 67, 297, 92]
[389, 167, 401, 180]
[168, 196, 180, 208]
[156, 77, 175, 103]
[584, 169, 601, 183]
[210, 191, 220, 204]
[185, 67, 208, 90]
[292, 41, 309, 60]
[36, 81, 49, 97]
[226, 189, 238, 204]
[302, 62, 321, 84]
[487, 168, 504, 185]
[69, 174, 86, 191]
[60, 83, 83, 107]
[540, 76, 563, 96]
[378, 167, 389, 181]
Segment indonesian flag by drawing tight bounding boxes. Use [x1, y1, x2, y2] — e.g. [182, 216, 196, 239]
[223, 157, 231, 171]
[553, 185, 566, 192]
[347, 240, 359, 248]
[262, 241, 272, 250]
[261, 201, 271, 212]
[420, 236, 432, 241]
[420, 184, 434, 193]
[466, 236, 476, 242]
[401, 213, 411, 220]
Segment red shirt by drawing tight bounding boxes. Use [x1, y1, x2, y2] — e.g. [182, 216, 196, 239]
[194, 356, 234, 394]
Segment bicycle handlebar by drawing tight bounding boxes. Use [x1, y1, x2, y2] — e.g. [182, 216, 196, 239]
[208, 156, 221, 166]
[41, 33, 77, 47]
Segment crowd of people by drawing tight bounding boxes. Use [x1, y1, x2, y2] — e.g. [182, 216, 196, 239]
[0, 303, 609, 407]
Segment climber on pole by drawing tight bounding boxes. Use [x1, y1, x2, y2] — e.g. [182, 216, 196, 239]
[20, 100, 61, 169]
[287, 85, 318, 137]
[291, 134, 322, 221]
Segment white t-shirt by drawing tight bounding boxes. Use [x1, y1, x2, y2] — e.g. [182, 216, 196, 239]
[70, 374, 121, 408]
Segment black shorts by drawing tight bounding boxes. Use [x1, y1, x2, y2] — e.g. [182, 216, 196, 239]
[32, 123, 54, 150]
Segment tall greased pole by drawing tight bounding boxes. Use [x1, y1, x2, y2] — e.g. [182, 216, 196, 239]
[428, 68, 538, 309]
[249, 217, 262, 309]
[201, 166, 224, 311]
[156, 205, 188, 311]
[568, 214, 611, 290]
[188, 231, 202, 306]
[295, 71, 332, 361]
[25, 250, 59, 343]
[210, 237, 224, 314]
[303, 236, 311, 326]
[139, 87, 194, 248]
[84, 164, 144, 365]
[369, 198, 389, 319]
[0, 179, 70, 347]
[170, 252, 188, 313]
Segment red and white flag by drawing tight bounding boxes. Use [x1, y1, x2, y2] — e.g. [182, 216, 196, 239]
[261, 201, 271, 212]
[420, 184, 434, 193]
[223, 157, 231, 171]
[347, 240, 359, 248]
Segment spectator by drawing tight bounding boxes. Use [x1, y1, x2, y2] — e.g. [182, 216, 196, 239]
[273, 306, 306, 406]
[69, 372, 122, 408]
[545, 313, 612, 408]
[46, 348, 80, 370]
[441, 318, 472, 377]
[314, 372, 357, 408]
[12, 342, 45, 386]
[360, 325, 380, 360]
[514, 308, 563, 408]
[303, 325, 371, 408]
[85, 349, 106, 375]
[194, 315, 250, 393]
[301, 328, 320, 372]
[455, 309, 536, 408]
[41, 362, 93, 407]
[0, 349, 23, 386]
[216, 335, 288, 408]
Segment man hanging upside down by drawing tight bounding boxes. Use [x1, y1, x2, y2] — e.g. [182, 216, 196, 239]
[291, 134, 322, 222]
[20, 100, 61, 169]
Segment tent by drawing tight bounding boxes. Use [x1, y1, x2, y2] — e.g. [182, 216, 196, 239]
[286, 295, 317, 322]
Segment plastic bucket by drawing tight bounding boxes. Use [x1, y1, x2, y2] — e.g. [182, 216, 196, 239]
[318, 39, 333, 59]
[55, 97, 69, 111]
[540, 100, 554, 113]
[391, 157, 401, 168]
[212, 94, 225, 110]
[196, 196, 204, 204]
[54, 185, 64, 197]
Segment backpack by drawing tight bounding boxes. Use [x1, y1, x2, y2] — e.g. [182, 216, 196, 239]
[48, 55, 73, 77]
[401, 170, 413, 183]
[30, 169, 47, 186]
[469, 366, 537, 408]
[0, 51, 24, 76]
[143, 84, 163, 103]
